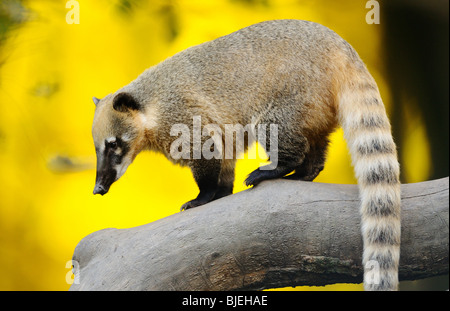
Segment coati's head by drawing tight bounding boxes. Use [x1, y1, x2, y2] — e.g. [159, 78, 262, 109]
[91, 92, 146, 195]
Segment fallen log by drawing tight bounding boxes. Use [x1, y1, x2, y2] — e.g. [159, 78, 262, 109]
[70, 177, 449, 290]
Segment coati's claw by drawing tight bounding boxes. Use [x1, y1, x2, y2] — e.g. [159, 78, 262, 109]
[180, 198, 208, 211]
[180, 202, 193, 211]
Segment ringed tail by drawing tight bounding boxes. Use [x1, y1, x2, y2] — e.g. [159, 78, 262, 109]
[337, 64, 401, 291]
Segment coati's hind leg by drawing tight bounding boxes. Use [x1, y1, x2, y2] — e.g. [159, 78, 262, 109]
[245, 136, 309, 187]
[283, 159, 324, 181]
[245, 163, 299, 187]
[181, 159, 222, 211]
[284, 140, 328, 181]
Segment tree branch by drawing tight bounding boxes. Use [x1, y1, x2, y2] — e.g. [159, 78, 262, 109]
[69, 177, 449, 290]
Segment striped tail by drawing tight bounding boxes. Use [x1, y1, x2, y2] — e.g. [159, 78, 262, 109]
[338, 72, 401, 291]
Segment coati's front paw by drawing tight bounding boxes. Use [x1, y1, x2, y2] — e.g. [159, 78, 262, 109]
[245, 169, 264, 187]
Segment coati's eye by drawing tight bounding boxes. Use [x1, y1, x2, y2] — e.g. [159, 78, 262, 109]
[106, 140, 118, 149]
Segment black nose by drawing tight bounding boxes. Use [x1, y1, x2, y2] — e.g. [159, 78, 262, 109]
[93, 184, 107, 195]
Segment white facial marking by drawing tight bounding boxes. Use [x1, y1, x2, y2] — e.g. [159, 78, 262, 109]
[122, 133, 133, 142]
[140, 106, 158, 129]
[98, 140, 106, 154]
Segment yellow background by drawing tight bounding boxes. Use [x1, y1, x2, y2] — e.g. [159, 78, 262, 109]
[0, 0, 433, 290]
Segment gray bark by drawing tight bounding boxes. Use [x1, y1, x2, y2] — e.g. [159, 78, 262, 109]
[69, 177, 449, 291]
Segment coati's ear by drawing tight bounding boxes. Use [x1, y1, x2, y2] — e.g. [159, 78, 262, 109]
[92, 97, 101, 106]
[112, 92, 140, 113]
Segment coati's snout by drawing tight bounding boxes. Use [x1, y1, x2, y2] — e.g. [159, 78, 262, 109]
[93, 135, 135, 195]
[93, 184, 108, 195]
[93, 157, 116, 195]
[93, 138, 119, 195]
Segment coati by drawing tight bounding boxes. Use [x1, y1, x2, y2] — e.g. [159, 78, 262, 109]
[91, 20, 401, 291]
